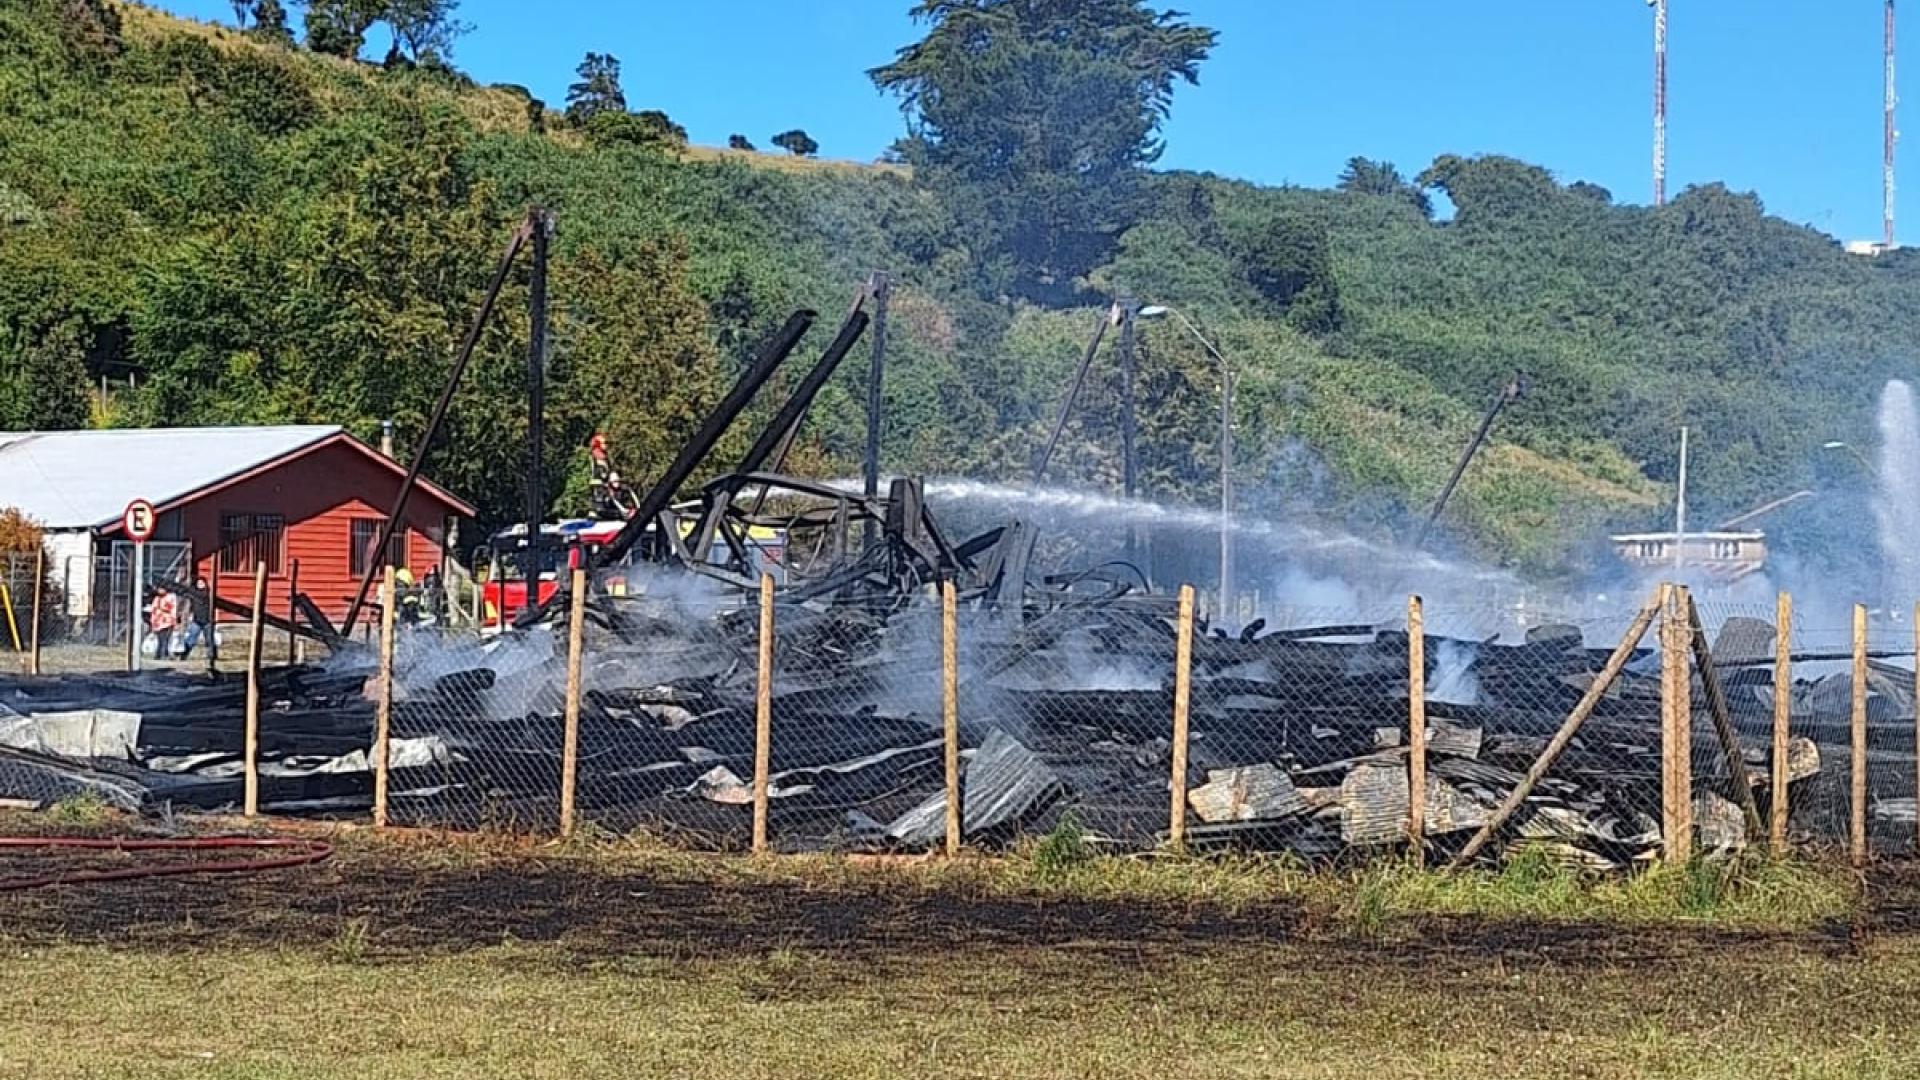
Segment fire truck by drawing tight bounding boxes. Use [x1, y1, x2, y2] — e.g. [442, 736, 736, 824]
[477, 517, 785, 630]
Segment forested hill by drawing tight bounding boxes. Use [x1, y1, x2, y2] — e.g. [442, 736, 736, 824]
[5, 1, 1919, 576]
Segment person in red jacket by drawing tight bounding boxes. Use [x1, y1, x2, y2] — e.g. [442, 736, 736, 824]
[147, 584, 179, 660]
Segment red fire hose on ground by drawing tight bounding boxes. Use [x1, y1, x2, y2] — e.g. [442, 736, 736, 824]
[0, 836, 335, 892]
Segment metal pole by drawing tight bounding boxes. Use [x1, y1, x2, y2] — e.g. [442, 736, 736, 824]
[129, 541, 143, 673]
[27, 546, 42, 677]
[1653, 0, 1668, 207]
[1889, 0, 1899, 250]
[1116, 300, 1140, 573]
[1150, 307, 1235, 610]
[525, 207, 550, 587]
[1220, 362, 1233, 615]
[1117, 300, 1138, 502]
[863, 272, 890, 548]
[1673, 425, 1689, 578]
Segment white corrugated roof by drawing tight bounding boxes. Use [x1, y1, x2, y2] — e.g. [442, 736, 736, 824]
[0, 425, 343, 529]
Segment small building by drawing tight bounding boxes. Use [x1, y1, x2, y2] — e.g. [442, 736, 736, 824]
[0, 426, 474, 636]
[1609, 530, 1768, 583]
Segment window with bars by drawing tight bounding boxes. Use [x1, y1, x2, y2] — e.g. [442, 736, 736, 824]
[219, 513, 285, 575]
[350, 518, 408, 577]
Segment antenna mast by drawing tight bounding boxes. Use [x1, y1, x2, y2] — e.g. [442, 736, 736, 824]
[1652, 0, 1668, 207]
[1889, 0, 1899, 249]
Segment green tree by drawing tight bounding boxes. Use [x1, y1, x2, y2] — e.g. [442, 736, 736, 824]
[252, 0, 294, 44]
[564, 53, 625, 123]
[583, 109, 686, 151]
[871, 0, 1215, 301]
[728, 134, 754, 151]
[386, 0, 469, 65]
[771, 129, 817, 156]
[1335, 157, 1432, 218]
[304, 0, 383, 59]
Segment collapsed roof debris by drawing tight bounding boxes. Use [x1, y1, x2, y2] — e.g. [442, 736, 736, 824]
[0, 309, 1890, 865]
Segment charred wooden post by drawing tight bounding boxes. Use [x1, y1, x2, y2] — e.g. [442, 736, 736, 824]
[863, 271, 890, 550]
[1034, 306, 1114, 482]
[523, 207, 552, 588]
[591, 311, 816, 575]
[694, 308, 870, 562]
[1414, 373, 1526, 551]
[343, 215, 535, 636]
[287, 559, 300, 663]
[1772, 592, 1793, 855]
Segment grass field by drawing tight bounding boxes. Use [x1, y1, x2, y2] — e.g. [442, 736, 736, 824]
[1, 821, 1915, 1079]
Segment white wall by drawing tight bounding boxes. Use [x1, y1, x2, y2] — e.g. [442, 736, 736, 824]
[44, 530, 94, 618]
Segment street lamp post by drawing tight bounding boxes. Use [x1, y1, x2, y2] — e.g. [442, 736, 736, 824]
[1137, 305, 1234, 616]
[1823, 440, 1877, 474]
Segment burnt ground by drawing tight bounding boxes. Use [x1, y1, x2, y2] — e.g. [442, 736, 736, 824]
[0, 821, 1909, 972]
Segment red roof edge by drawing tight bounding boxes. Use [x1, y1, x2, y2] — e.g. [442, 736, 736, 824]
[100, 431, 477, 534]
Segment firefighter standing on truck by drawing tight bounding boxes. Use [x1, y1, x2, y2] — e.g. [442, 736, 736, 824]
[589, 433, 635, 520]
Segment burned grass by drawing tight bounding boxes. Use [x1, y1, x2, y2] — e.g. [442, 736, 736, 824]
[2, 821, 1917, 1078]
[0, 816, 1870, 964]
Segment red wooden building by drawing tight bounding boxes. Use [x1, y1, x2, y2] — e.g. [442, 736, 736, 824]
[0, 425, 474, 632]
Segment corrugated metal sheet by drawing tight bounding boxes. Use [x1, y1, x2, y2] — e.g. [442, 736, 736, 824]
[0, 426, 342, 528]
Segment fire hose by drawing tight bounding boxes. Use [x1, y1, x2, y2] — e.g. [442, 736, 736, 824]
[0, 836, 335, 892]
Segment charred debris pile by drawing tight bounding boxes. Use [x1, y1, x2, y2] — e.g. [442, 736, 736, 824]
[0, 304, 1859, 864]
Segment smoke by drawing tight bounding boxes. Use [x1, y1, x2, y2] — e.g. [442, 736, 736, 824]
[1427, 640, 1481, 706]
[1877, 380, 1920, 606]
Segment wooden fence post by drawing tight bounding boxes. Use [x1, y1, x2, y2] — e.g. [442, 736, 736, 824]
[1684, 594, 1763, 836]
[1660, 583, 1693, 864]
[1168, 584, 1195, 853]
[1407, 594, 1427, 855]
[372, 566, 396, 828]
[1771, 592, 1792, 856]
[559, 567, 586, 838]
[1852, 603, 1869, 869]
[244, 561, 268, 817]
[752, 573, 774, 854]
[942, 579, 961, 856]
[27, 546, 42, 677]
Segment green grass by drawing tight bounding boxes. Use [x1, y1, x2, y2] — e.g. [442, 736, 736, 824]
[39, 792, 115, 829]
[1333, 849, 1857, 929]
[2, 931, 1917, 1079]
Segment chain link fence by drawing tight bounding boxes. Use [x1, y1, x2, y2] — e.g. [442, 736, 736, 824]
[7, 574, 1919, 868]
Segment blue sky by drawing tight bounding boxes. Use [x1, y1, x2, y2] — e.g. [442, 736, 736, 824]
[156, 1, 1903, 242]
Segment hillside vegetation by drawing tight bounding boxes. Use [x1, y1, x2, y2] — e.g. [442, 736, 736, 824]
[4, 1, 1917, 576]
